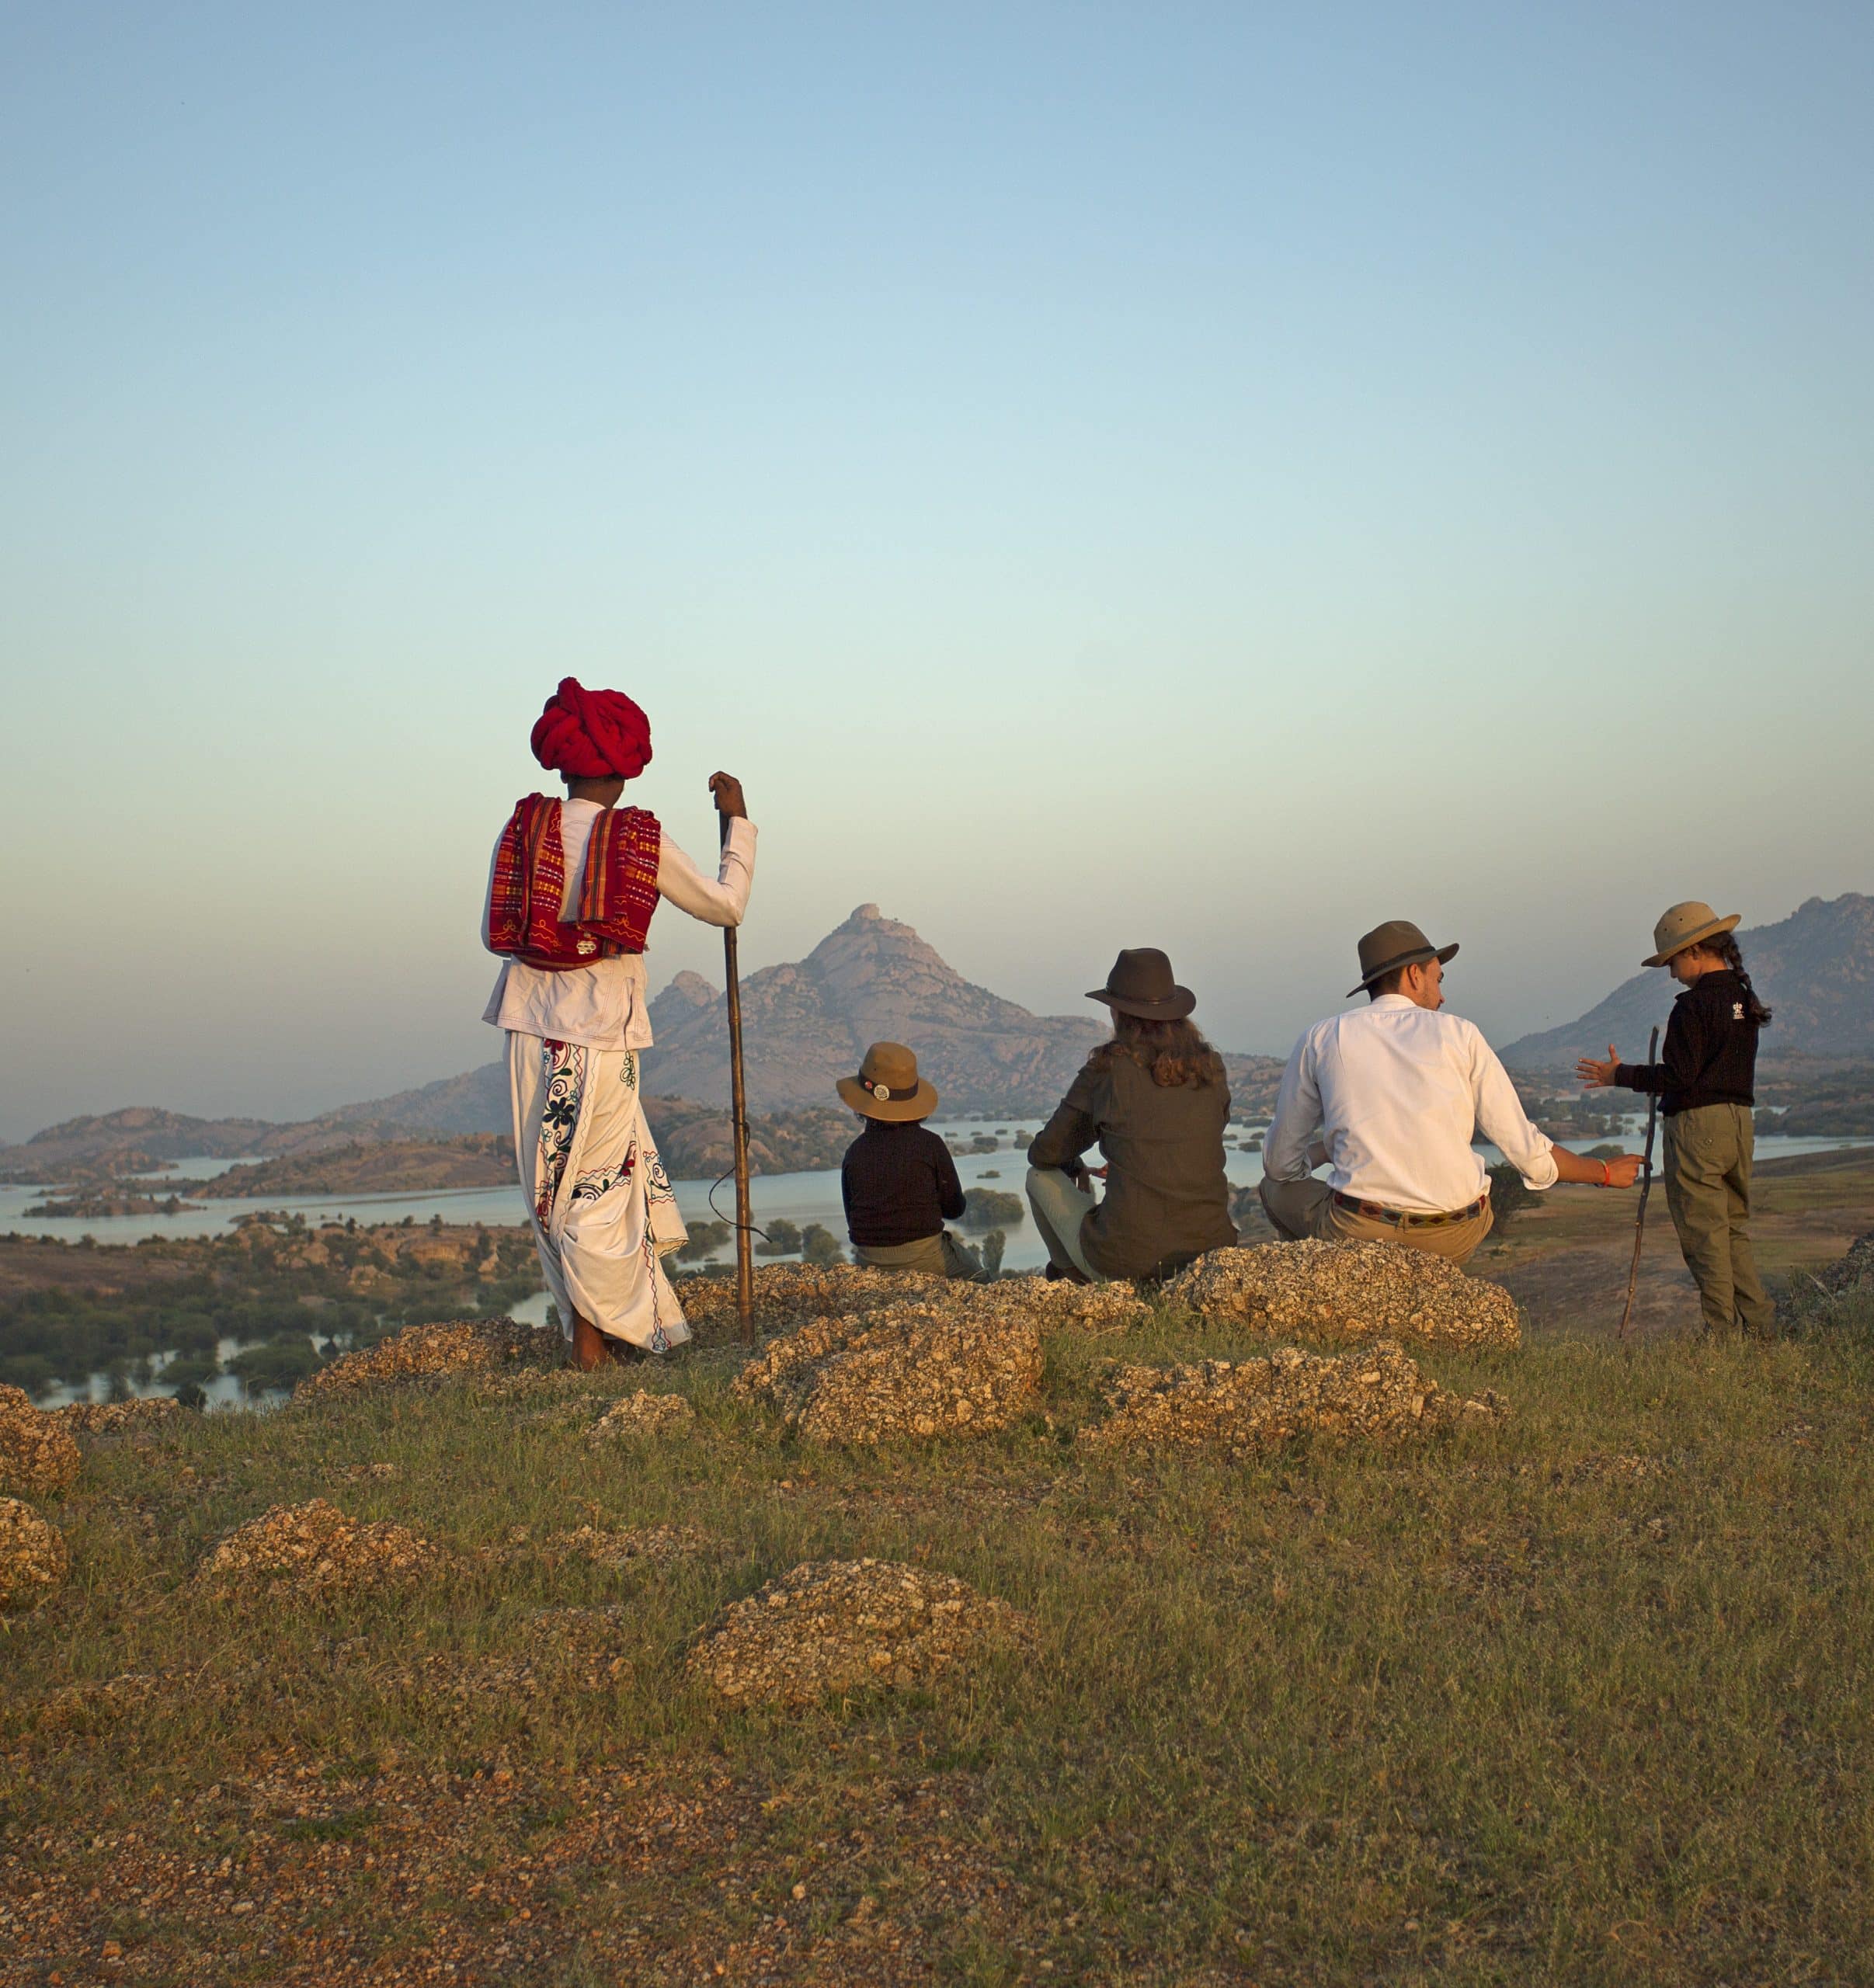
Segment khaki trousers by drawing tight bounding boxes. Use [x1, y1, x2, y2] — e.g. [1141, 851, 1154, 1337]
[852, 1231, 982, 1280]
[1257, 1176, 1493, 1266]
[1025, 1167, 1102, 1281]
[1662, 1103, 1775, 1336]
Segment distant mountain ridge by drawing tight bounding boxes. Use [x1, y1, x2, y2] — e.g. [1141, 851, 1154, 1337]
[3, 905, 1286, 1177]
[1503, 894, 1874, 1069]
[641, 903, 1111, 1113]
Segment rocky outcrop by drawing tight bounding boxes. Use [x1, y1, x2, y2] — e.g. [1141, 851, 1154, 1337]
[644, 905, 1107, 1113]
[0, 1498, 69, 1613]
[733, 1303, 1043, 1444]
[589, 1391, 697, 1440]
[687, 1559, 1026, 1705]
[0, 1385, 82, 1498]
[1082, 1342, 1510, 1457]
[294, 1319, 562, 1398]
[55, 1396, 190, 1437]
[1166, 1241, 1522, 1350]
[197, 1499, 439, 1594]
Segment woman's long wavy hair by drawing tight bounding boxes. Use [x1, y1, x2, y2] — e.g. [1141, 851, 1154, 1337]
[1090, 1011, 1227, 1089]
[1698, 933, 1773, 1027]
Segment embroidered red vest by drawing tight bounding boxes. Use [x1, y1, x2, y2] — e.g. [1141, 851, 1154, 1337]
[485, 794, 662, 971]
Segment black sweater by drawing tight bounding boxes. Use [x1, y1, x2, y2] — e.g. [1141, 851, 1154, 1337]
[1615, 969, 1761, 1117]
[840, 1120, 966, 1247]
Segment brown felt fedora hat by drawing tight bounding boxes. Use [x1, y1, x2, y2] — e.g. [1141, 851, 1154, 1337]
[1643, 900, 1740, 968]
[1086, 947, 1196, 1021]
[1346, 919, 1459, 999]
[837, 1041, 940, 1122]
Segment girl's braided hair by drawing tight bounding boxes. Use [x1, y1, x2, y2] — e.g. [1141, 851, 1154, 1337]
[1702, 933, 1773, 1027]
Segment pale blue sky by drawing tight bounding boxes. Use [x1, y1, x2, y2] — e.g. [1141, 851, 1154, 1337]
[2, 2, 1870, 1139]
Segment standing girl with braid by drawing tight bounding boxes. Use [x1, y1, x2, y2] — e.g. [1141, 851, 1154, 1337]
[1577, 902, 1775, 1337]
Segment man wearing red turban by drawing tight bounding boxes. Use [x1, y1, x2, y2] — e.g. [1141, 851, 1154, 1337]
[482, 677, 758, 1367]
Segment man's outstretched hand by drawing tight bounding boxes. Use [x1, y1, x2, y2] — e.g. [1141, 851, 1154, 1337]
[1577, 1044, 1622, 1089]
[709, 772, 747, 820]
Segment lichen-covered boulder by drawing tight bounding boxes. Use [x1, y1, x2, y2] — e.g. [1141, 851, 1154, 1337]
[1165, 1240, 1522, 1350]
[734, 1302, 1042, 1444]
[682, 1263, 1150, 1342]
[0, 1497, 69, 1613]
[1081, 1340, 1510, 1457]
[197, 1497, 438, 1594]
[55, 1396, 190, 1437]
[688, 1558, 1025, 1706]
[589, 1390, 696, 1440]
[0, 1385, 82, 1498]
[294, 1318, 562, 1398]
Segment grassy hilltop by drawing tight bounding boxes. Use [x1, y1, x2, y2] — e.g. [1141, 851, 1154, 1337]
[4, 1157, 1874, 1985]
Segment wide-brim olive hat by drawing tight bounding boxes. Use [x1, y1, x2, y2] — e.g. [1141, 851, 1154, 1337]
[1643, 901, 1740, 968]
[1087, 947, 1196, 1021]
[1346, 919, 1459, 999]
[836, 1041, 940, 1122]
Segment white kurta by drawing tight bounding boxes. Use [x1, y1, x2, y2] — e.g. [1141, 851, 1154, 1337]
[484, 799, 757, 1346]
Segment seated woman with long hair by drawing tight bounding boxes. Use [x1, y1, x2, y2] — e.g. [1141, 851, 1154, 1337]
[1025, 948, 1236, 1284]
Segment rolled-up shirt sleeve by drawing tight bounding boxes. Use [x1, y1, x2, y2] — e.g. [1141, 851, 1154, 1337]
[656, 818, 756, 927]
[1470, 1026, 1559, 1190]
[1260, 1034, 1323, 1183]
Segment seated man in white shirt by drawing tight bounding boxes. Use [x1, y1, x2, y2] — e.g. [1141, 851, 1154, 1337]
[1260, 919, 1640, 1264]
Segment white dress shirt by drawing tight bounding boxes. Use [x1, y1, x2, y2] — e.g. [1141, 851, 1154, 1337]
[1261, 994, 1558, 1214]
[482, 800, 756, 1051]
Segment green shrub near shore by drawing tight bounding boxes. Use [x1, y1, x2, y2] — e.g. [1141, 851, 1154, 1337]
[8, 1288, 1874, 1982]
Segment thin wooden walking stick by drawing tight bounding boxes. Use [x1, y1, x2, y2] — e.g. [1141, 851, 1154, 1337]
[1618, 1024, 1661, 1343]
[720, 813, 755, 1344]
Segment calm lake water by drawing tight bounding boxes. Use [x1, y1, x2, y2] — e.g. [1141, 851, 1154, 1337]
[13, 1116, 1868, 1407]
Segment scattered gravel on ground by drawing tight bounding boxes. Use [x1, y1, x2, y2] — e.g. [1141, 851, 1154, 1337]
[0, 1384, 82, 1498]
[1081, 1340, 1511, 1456]
[1165, 1240, 1523, 1350]
[1809, 1231, 1874, 1298]
[197, 1498, 440, 1594]
[54, 1395, 191, 1437]
[688, 1557, 1027, 1706]
[735, 1302, 1043, 1444]
[550, 1523, 707, 1568]
[589, 1389, 697, 1439]
[0, 1496, 69, 1613]
[294, 1318, 563, 1397]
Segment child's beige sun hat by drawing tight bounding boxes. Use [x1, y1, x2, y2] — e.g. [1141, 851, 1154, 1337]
[1643, 901, 1741, 968]
[837, 1041, 940, 1122]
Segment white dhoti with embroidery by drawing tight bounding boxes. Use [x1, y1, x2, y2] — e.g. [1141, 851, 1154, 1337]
[506, 1032, 690, 1353]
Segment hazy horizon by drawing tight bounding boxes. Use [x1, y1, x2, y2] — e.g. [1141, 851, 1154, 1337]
[5, 3, 1872, 1141]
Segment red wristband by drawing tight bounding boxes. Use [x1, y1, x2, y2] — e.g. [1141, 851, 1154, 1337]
[1600, 1160, 1611, 1187]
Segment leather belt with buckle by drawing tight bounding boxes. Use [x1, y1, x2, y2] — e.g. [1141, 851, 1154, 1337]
[1332, 1190, 1487, 1230]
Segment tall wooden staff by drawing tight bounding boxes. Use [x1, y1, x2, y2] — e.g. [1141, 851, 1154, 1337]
[720, 809, 755, 1343]
[1618, 1024, 1662, 1343]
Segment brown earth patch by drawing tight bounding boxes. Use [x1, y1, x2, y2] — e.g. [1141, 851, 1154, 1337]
[0, 1496, 68, 1613]
[0, 1382, 82, 1497]
[196, 1498, 440, 1596]
[294, 1318, 562, 1398]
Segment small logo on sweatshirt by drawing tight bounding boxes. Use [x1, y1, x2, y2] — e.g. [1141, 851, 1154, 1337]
[1733, 1002, 1745, 1020]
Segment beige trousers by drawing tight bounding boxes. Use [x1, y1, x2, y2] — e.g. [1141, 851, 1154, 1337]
[1025, 1167, 1102, 1281]
[852, 1232, 982, 1280]
[1663, 1103, 1775, 1336]
[1257, 1176, 1493, 1266]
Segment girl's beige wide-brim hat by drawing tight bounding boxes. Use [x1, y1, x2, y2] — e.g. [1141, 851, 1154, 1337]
[1643, 901, 1741, 968]
[837, 1041, 940, 1122]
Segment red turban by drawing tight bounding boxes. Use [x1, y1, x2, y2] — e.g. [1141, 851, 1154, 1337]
[530, 676, 653, 781]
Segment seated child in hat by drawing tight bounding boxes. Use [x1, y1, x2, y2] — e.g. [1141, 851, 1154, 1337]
[838, 1042, 979, 1278]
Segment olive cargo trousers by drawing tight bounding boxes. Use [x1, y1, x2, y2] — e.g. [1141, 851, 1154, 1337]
[1663, 1103, 1775, 1337]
